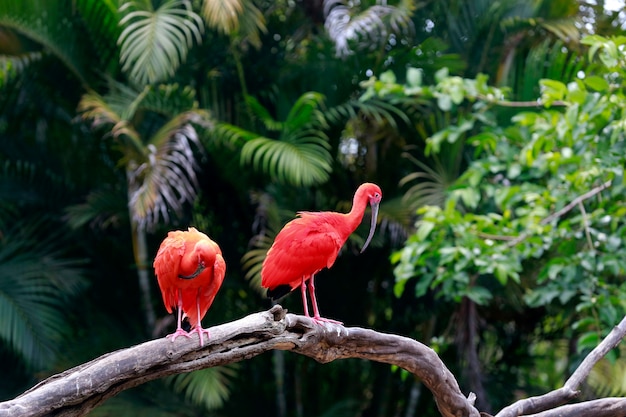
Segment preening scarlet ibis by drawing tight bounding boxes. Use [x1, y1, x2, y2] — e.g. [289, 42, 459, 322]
[261, 183, 382, 324]
[153, 227, 226, 346]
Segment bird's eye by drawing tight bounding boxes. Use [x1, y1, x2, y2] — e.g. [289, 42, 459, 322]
[374, 192, 380, 198]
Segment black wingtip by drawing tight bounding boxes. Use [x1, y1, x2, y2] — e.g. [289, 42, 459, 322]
[267, 284, 292, 301]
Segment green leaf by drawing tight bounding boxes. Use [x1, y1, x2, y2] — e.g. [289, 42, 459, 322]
[583, 75, 609, 92]
[379, 70, 396, 84]
[436, 93, 452, 111]
[465, 286, 492, 305]
[406, 67, 422, 87]
[434, 67, 449, 83]
[540, 79, 567, 105]
[494, 264, 508, 285]
[416, 220, 435, 241]
[577, 332, 600, 353]
[167, 366, 237, 410]
[415, 274, 435, 298]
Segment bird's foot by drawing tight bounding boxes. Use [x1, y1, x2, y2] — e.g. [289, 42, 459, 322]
[311, 316, 343, 326]
[166, 328, 193, 342]
[192, 326, 211, 347]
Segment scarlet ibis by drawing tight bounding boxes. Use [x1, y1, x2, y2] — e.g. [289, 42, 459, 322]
[153, 227, 226, 346]
[261, 183, 382, 324]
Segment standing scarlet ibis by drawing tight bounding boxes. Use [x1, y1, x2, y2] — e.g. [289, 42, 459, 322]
[153, 227, 226, 346]
[261, 183, 382, 324]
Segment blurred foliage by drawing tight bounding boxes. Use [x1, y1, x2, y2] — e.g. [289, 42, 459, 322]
[1, 1, 626, 417]
[389, 33, 626, 410]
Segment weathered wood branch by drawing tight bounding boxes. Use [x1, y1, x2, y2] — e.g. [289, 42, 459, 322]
[526, 398, 626, 417]
[494, 314, 626, 417]
[0, 305, 479, 417]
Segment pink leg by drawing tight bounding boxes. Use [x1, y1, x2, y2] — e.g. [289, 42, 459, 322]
[192, 292, 210, 347]
[301, 276, 311, 318]
[167, 290, 193, 342]
[308, 275, 342, 325]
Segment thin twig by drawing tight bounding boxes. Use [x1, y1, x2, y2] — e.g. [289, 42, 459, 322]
[476, 94, 568, 108]
[494, 315, 626, 417]
[476, 232, 518, 241]
[505, 180, 612, 248]
[578, 201, 594, 250]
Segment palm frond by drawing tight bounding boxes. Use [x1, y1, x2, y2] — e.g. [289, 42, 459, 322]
[118, 0, 204, 85]
[74, 0, 121, 73]
[399, 148, 461, 213]
[283, 91, 328, 132]
[588, 353, 626, 397]
[0, 0, 92, 85]
[0, 220, 87, 369]
[221, 92, 333, 187]
[201, 0, 243, 34]
[241, 235, 273, 295]
[241, 131, 332, 187]
[80, 79, 152, 122]
[0, 159, 75, 212]
[508, 39, 583, 101]
[78, 89, 124, 128]
[212, 122, 259, 147]
[89, 379, 204, 417]
[0, 50, 43, 87]
[536, 18, 579, 42]
[324, 0, 416, 57]
[500, 16, 580, 45]
[65, 186, 128, 230]
[245, 95, 283, 131]
[327, 97, 412, 130]
[129, 110, 209, 229]
[78, 88, 146, 160]
[242, 190, 285, 295]
[166, 366, 237, 410]
[236, 0, 267, 49]
[375, 196, 413, 242]
[140, 83, 199, 117]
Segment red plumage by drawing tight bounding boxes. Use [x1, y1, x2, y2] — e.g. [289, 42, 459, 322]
[153, 227, 226, 346]
[261, 183, 382, 323]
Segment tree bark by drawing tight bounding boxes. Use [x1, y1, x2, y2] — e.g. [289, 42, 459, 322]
[3, 306, 626, 417]
[0, 305, 478, 417]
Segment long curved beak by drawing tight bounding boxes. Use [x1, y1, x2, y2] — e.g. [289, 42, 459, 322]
[360, 201, 380, 253]
[178, 263, 206, 280]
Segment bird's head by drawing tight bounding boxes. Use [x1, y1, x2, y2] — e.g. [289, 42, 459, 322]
[194, 240, 218, 265]
[178, 240, 218, 280]
[360, 183, 382, 253]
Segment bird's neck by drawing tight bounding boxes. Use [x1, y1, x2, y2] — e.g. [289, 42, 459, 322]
[345, 189, 368, 232]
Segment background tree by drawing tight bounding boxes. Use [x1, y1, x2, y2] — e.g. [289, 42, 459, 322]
[1, 0, 626, 416]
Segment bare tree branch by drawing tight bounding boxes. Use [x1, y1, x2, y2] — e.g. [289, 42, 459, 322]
[526, 398, 626, 417]
[0, 305, 479, 417]
[4, 305, 625, 417]
[494, 314, 626, 417]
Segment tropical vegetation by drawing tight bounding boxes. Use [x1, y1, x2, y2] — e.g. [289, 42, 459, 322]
[1, 0, 626, 416]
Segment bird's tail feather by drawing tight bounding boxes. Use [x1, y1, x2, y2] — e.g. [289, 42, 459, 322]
[266, 284, 292, 301]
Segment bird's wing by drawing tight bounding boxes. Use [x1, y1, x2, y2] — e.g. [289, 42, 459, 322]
[153, 231, 185, 313]
[183, 251, 226, 328]
[261, 213, 344, 291]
